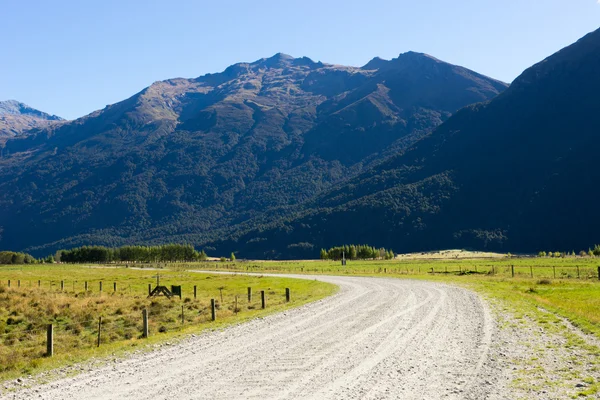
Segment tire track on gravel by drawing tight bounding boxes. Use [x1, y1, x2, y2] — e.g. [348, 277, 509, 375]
[2, 275, 506, 400]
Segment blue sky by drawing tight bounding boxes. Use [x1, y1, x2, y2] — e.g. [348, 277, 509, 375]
[2, 0, 599, 120]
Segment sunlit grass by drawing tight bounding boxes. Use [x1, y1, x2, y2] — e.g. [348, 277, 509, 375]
[0, 264, 336, 382]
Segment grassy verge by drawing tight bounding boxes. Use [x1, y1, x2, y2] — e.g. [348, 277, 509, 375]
[0, 264, 337, 383]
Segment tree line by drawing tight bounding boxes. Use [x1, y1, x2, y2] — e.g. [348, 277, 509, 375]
[319, 245, 395, 261]
[0, 251, 36, 265]
[57, 244, 207, 263]
[538, 244, 600, 258]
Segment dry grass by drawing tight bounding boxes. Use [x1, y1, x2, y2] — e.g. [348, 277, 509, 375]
[0, 265, 336, 380]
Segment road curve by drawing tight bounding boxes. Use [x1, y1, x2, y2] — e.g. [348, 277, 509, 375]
[3, 275, 507, 400]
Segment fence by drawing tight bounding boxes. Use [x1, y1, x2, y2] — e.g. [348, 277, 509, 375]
[0, 283, 292, 372]
[183, 262, 600, 281]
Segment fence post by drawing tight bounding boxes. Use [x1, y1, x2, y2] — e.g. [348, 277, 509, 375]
[97, 317, 102, 347]
[247, 287, 252, 302]
[142, 309, 148, 338]
[577, 265, 580, 279]
[7, 280, 10, 288]
[261, 291, 266, 309]
[530, 266, 533, 279]
[511, 265, 514, 278]
[285, 288, 290, 303]
[597, 266, 600, 281]
[38, 280, 41, 287]
[99, 282, 103, 292]
[18, 280, 21, 288]
[148, 284, 151, 296]
[181, 305, 184, 324]
[211, 299, 216, 321]
[194, 285, 197, 299]
[85, 281, 88, 291]
[235, 296, 238, 314]
[60, 281, 64, 291]
[46, 324, 53, 357]
[113, 282, 117, 292]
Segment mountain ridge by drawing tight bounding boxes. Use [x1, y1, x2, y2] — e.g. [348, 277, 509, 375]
[0, 51, 506, 255]
[206, 27, 600, 259]
[0, 100, 64, 138]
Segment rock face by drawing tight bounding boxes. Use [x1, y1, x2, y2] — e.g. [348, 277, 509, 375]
[0, 100, 63, 138]
[0, 52, 506, 254]
[213, 28, 600, 259]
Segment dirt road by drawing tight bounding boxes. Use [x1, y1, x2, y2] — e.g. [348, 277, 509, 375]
[3, 275, 509, 399]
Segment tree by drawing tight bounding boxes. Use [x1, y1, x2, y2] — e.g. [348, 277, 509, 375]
[538, 251, 547, 257]
[230, 252, 236, 261]
[320, 249, 328, 260]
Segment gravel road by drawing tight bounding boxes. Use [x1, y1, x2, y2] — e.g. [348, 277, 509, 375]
[2, 275, 509, 400]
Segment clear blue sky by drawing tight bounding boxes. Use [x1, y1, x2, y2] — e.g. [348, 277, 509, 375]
[2, 0, 599, 120]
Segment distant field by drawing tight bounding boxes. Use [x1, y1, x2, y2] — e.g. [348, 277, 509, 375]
[0, 265, 336, 381]
[183, 257, 600, 339]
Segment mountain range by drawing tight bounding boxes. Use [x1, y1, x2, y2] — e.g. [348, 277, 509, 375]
[0, 100, 63, 139]
[208, 27, 600, 258]
[2, 27, 599, 258]
[0, 51, 506, 255]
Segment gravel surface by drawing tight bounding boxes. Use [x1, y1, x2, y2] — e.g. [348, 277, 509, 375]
[1, 275, 511, 400]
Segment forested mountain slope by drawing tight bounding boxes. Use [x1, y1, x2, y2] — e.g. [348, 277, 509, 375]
[0, 52, 505, 254]
[208, 27, 600, 259]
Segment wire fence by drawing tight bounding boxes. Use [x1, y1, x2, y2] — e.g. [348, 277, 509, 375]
[185, 262, 600, 281]
[0, 283, 288, 373]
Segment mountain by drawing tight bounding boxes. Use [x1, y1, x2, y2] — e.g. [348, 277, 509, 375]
[209, 28, 600, 259]
[0, 53, 505, 254]
[0, 100, 63, 138]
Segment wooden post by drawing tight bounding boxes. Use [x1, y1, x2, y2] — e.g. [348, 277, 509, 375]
[99, 282, 103, 292]
[46, 324, 53, 357]
[7, 280, 10, 288]
[38, 280, 41, 287]
[597, 266, 600, 281]
[247, 287, 252, 302]
[18, 280, 21, 288]
[211, 299, 216, 321]
[85, 281, 88, 291]
[194, 285, 197, 299]
[261, 290, 266, 309]
[235, 296, 238, 314]
[60, 281, 64, 291]
[577, 265, 580, 279]
[181, 305, 184, 324]
[285, 288, 290, 303]
[113, 282, 117, 292]
[142, 309, 148, 338]
[97, 317, 102, 347]
[511, 265, 514, 278]
[148, 284, 151, 296]
[530, 266, 533, 278]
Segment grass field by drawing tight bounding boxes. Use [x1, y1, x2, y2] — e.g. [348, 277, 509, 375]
[2, 256, 600, 395]
[0, 264, 336, 381]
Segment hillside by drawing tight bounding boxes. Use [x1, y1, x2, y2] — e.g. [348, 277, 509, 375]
[0, 100, 63, 138]
[0, 52, 505, 255]
[207, 27, 600, 259]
